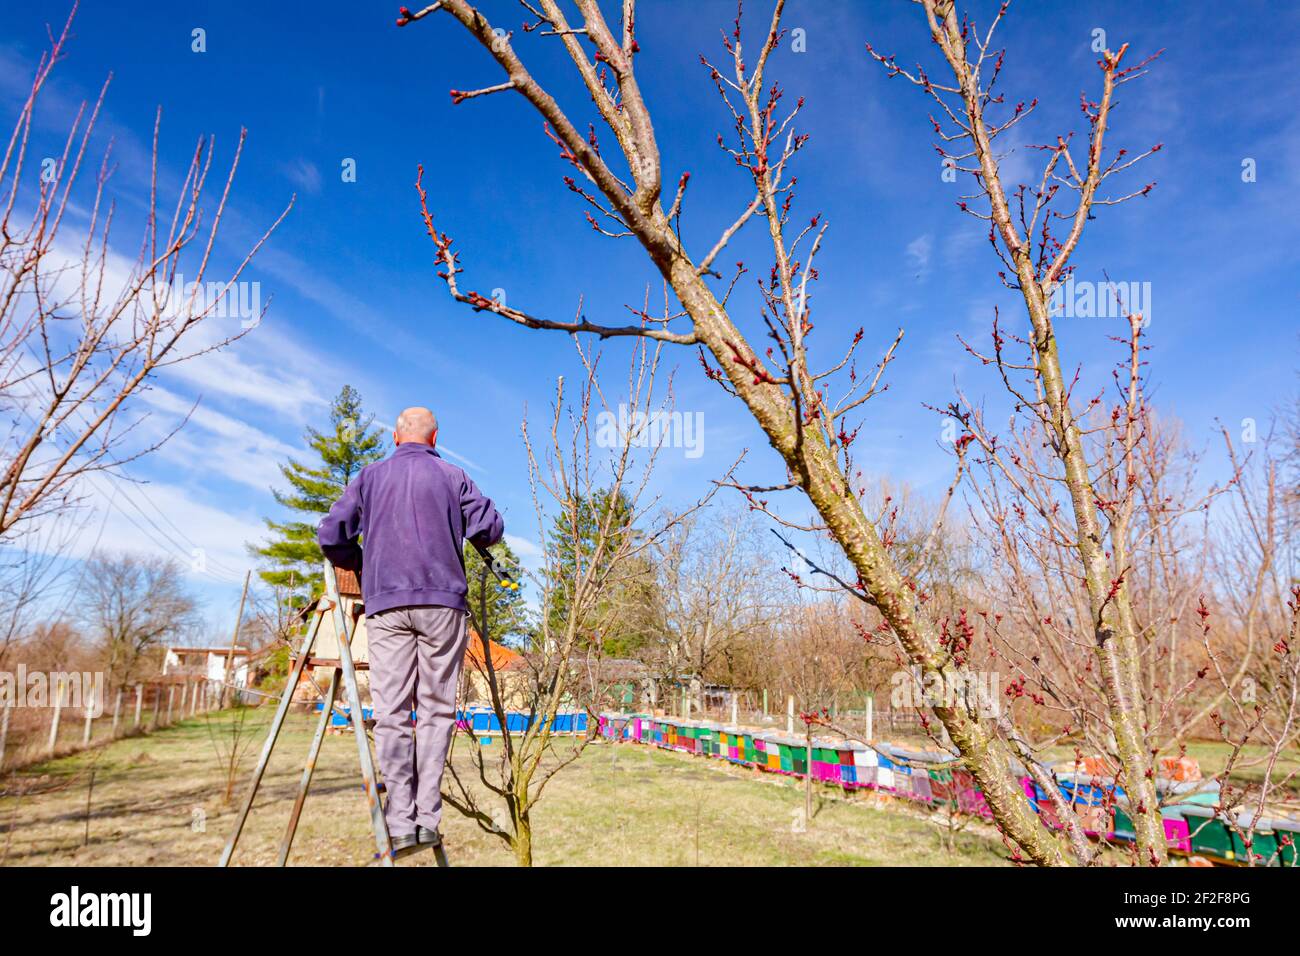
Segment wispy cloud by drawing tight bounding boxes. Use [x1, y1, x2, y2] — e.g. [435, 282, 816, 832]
[281, 158, 322, 195]
[906, 233, 934, 281]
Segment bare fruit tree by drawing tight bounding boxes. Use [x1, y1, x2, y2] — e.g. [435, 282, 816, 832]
[400, 0, 1076, 864]
[439, 325, 717, 866]
[0, 7, 290, 541]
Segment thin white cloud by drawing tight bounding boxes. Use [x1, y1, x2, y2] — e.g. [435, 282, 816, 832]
[906, 233, 933, 281]
[281, 158, 322, 195]
[134, 385, 300, 492]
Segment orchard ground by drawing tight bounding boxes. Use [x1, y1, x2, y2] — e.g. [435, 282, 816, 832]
[2, 706, 1292, 867]
[1, 705, 1009, 867]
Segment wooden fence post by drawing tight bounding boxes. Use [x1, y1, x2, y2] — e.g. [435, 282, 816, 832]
[166, 686, 175, 726]
[111, 689, 123, 739]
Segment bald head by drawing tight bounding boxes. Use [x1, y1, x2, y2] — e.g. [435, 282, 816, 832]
[394, 406, 438, 446]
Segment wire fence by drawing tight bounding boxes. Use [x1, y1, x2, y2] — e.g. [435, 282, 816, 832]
[0, 676, 258, 776]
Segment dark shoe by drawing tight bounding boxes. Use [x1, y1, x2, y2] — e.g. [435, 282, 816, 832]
[417, 826, 441, 847]
[391, 832, 419, 857]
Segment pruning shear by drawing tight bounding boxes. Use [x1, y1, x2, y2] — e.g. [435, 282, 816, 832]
[473, 541, 521, 591]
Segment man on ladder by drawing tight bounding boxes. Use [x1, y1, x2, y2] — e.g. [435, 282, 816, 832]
[318, 406, 503, 857]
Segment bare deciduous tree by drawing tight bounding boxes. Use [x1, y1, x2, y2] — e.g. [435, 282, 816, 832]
[635, 506, 781, 702]
[81, 551, 199, 686]
[443, 333, 717, 866]
[402, 0, 1069, 863]
[0, 7, 290, 541]
[401, 0, 1293, 866]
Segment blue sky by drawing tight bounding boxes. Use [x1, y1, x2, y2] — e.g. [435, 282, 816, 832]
[3, 1, 1296, 634]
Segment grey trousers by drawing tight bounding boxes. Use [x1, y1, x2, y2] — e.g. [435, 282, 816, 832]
[365, 605, 468, 835]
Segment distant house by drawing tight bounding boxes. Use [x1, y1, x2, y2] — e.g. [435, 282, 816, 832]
[162, 646, 250, 687]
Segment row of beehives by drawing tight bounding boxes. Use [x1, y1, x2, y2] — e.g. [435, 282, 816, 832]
[313, 703, 589, 735]
[597, 713, 1300, 867]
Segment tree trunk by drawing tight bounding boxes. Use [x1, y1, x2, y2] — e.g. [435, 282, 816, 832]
[512, 805, 533, 867]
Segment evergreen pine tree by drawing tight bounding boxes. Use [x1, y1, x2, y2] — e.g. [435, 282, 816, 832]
[543, 488, 654, 655]
[252, 385, 385, 606]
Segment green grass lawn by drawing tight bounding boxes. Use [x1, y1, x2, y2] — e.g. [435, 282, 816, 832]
[0, 706, 1009, 867]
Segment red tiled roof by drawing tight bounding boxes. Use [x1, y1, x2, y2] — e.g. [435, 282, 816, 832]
[463, 631, 522, 671]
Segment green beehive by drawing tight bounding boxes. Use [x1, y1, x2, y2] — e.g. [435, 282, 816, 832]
[1181, 806, 1235, 860]
[778, 738, 794, 773]
[1272, 818, 1300, 867]
[1113, 803, 1135, 840]
[1233, 816, 1279, 866]
[791, 740, 808, 776]
[704, 725, 719, 756]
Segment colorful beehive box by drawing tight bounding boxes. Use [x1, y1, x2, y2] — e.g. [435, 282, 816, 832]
[1160, 778, 1219, 807]
[811, 742, 839, 783]
[909, 769, 933, 803]
[830, 742, 855, 786]
[722, 726, 744, 762]
[1160, 755, 1201, 782]
[851, 743, 879, 788]
[874, 751, 897, 790]
[1269, 817, 1300, 867]
[1057, 773, 1115, 836]
[1162, 815, 1192, 852]
[1180, 806, 1235, 860]
[693, 722, 713, 756]
[1124, 802, 1195, 851]
[774, 737, 791, 773]
[953, 769, 991, 817]
[1228, 814, 1287, 866]
[791, 739, 808, 776]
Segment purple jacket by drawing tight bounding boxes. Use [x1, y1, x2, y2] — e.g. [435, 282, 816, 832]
[317, 443, 504, 614]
